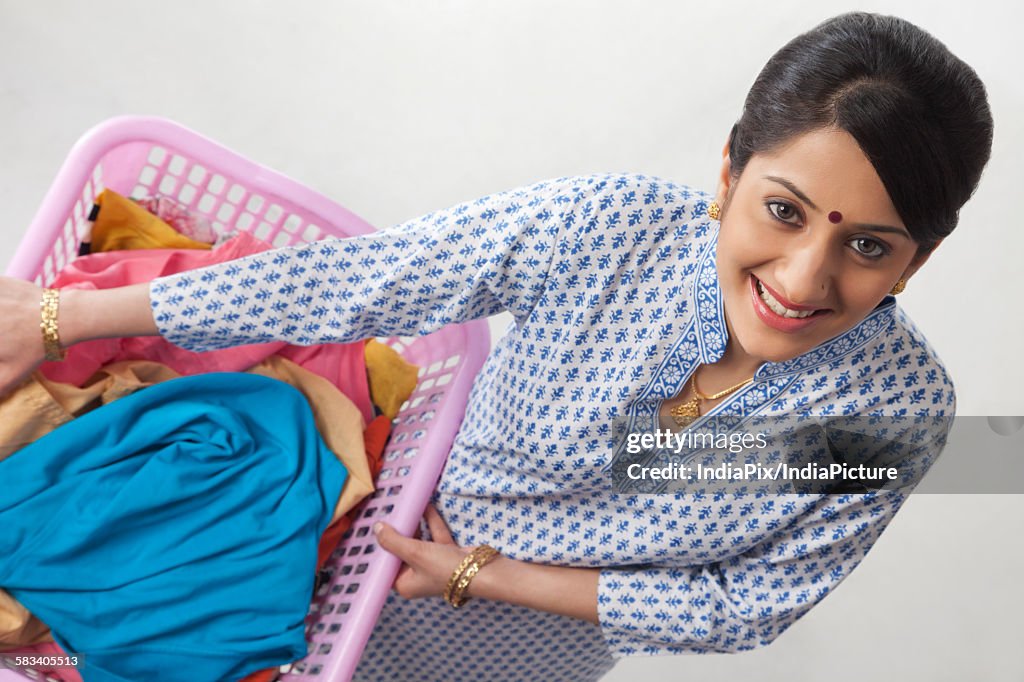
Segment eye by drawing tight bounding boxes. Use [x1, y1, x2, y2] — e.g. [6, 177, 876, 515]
[849, 237, 890, 259]
[766, 200, 801, 224]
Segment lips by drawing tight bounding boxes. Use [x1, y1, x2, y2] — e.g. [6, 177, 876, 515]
[755, 277, 827, 313]
[749, 275, 832, 333]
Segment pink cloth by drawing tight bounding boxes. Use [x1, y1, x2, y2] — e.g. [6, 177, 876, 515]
[39, 232, 374, 424]
[135, 195, 232, 246]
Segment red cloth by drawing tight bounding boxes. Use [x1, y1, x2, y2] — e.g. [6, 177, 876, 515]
[315, 415, 391, 569]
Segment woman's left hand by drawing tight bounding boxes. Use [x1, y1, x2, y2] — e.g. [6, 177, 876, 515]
[373, 504, 471, 600]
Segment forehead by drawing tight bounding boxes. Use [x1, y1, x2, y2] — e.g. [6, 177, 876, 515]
[740, 127, 901, 223]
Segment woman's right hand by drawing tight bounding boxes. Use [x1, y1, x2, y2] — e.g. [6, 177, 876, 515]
[0, 276, 47, 399]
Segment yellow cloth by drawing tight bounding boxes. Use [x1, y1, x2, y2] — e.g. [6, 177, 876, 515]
[90, 189, 211, 252]
[0, 356, 376, 650]
[364, 339, 420, 419]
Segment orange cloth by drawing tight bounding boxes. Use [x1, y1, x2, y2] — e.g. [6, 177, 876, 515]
[90, 189, 212, 252]
[237, 669, 278, 682]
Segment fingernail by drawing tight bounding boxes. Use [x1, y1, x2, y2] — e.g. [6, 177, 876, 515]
[372, 522, 383, 534]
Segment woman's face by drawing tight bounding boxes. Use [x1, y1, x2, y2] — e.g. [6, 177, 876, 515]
[715, 126, 934, 365]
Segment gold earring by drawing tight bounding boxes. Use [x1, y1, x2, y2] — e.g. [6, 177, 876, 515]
[890, 278, 906, 296]
[708, 201, 721, 221]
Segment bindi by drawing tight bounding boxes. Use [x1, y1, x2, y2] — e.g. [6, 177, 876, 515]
[828, 210, 843, 224]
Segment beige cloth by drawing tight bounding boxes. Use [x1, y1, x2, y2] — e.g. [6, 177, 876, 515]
[0, 361, 180, 463]
[0, 356, 375, 650]
[247, 355, 375, 520]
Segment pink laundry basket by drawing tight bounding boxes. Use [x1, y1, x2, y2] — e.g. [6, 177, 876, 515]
[0, 116, 491, 682]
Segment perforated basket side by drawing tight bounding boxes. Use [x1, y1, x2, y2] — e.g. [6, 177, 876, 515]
[7, 116, 378, 285]
[280, 323, 488, 681]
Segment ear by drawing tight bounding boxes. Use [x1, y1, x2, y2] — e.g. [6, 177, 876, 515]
[901, 239, 943, 281]
[716, 136, 733, 206]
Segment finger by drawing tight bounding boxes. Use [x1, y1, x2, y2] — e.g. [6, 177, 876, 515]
[392, 563, 425, 599]
[423, 504, 456, 545]
[393, 562, 412, 588]
[373, 522, 421, 563]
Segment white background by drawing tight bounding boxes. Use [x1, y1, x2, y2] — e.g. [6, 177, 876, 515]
[0, 1, 1021, 680]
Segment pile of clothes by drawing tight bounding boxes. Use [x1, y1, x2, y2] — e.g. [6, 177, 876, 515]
[0, 190, 417, 681]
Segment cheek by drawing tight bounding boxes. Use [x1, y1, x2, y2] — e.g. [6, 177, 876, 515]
[718, 223, 776, 274]
[834, 277, 892, 312]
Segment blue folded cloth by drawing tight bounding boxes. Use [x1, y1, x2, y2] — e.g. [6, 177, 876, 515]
[0, 372, 347, 681]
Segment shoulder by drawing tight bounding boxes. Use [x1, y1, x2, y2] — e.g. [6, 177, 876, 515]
[421, 172, 712, 239]
[817, 300, 957, 418]
[488, 172, 710, 211]
[525, 172, 714, 247]
[886, 303, 957, 415]
[800, 302, 957, 489]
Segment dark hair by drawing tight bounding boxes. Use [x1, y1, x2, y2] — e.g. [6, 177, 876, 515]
[728, 12, 993, 254]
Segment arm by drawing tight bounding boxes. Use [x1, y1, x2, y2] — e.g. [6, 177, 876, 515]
[375, 488, 928, 655]
[373, 505, 601, 624]
[468, 555, 600, 625]
[61, 284, 158, 344]
[146, 175, 608, 352]
[597, 491, 909, 655]
[0, 174, 609, 397]
[0, 278, 158, 399]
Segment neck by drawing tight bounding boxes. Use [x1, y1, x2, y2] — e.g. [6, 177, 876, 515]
[713, 340, 764, 379]
[716, 313, 766, 379]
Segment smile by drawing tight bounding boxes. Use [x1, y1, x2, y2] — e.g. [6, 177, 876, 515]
[749, 275, 832, 333]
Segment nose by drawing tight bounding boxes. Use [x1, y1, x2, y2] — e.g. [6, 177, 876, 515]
[774, 236, 835, 307]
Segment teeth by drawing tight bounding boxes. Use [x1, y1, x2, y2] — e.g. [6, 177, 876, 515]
[756, 280, 817, 319]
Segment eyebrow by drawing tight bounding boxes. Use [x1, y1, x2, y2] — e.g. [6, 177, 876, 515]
[763, 175, 912, 239]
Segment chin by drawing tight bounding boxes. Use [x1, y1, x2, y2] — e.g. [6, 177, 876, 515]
[747, 342, 807, 364]
[732, 326, 824, 365]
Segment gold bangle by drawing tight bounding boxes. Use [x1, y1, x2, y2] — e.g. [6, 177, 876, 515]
[443, 550, 480, 606]
[446, 545, 499, 608]
[40, 288, 66, 362]
[448, 546, 498, 608]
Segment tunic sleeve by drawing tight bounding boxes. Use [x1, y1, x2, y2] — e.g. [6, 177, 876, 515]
[148, 175, 601, 352]
[596, 489, 909, 656]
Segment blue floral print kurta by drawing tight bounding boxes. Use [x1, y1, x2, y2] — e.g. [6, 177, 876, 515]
[149, 173, 955, 682]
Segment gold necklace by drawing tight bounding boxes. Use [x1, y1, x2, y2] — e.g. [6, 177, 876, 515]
[668, 368, 754, 427]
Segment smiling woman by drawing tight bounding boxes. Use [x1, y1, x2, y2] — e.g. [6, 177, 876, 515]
[663, 10, 992, 419]
[714, 128, 930, 371]
[0, 9, 995, 682]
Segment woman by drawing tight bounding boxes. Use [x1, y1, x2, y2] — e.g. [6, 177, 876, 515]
[0, 11, 993, 682]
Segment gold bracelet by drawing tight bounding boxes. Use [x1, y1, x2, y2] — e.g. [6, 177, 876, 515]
[443, 550, 481, 606]
[446, 545, 499, 609]
[448, 546, 498, 608]
[40, 288, 66, 362]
